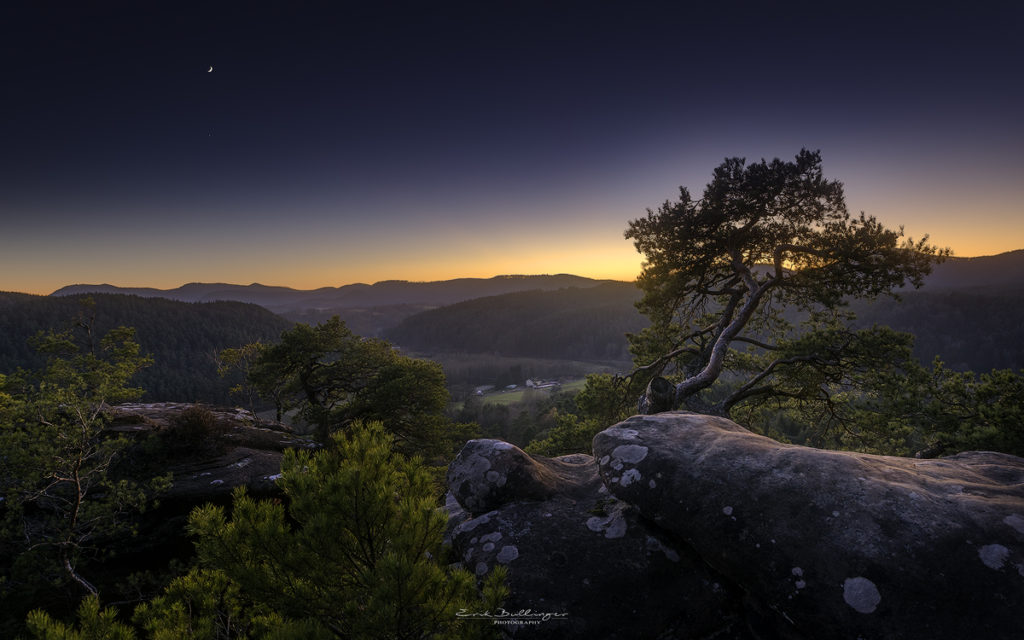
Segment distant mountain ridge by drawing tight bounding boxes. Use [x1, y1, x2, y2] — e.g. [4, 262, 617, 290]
[380, 252, 1024, 373]
[45, 251, 1024, 350]
[50, 251, 1024, 311]
[51, 274, 612, 313]
[384, 282, 645, 363]
[914, 250, 1024, 290]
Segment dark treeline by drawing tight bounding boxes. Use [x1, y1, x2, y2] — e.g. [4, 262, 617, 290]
[0, 292, 292, 404]
[384, 283, 1024, 374]
[3, 281, 1021, 411]
[384, 283, 646, 362]
[851, 287, 1024, 372]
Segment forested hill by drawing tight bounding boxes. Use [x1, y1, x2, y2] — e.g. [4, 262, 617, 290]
[851, 288, 1024, 372]
[383, 282, 645, 362]
[383, 281, 1024, 374]
[52, 275, 611, 314]
[51, 275, 616, 337]
[0, 293, 292, 404]
[917, 250, 1024, 291]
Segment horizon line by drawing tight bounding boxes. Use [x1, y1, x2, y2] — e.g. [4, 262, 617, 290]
[7, 248, 1022, 298]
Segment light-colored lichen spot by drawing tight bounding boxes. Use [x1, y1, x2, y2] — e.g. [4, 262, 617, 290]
[464, 548, 475, 561]
[1004, 514, 1024, 536]
[458, 453, 492, 482]
[475, 562, 489, 576]
[722, 506, 733, 516]
[843, 577, 881, 614]
[612, 444, 649, 464]
[604, 515, 628, 539]
[979, 544, 1010, 570]
[607, 427, 640, 440]
[795, 580, 806, 589]
[620, 468, 642, 487]
[210, 479, 224, 486]
[832, 510, 840, 518]
[484, 470, 507, 487]
[587, 509, 628, 540]
[648, 479, 657, 489]
[491, 441, 515, 451]
[599, 455, 610, 466]
[453, 510, 496, 534]
[645, 536, 680, 562]
[497, 545, 519, 564]
[791, 567, 803, 577]
[483, 542, 495, 552]
[480, 531, 502, 543]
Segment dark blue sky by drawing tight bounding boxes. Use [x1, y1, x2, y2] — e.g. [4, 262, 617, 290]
[3, 1, 1022, 293]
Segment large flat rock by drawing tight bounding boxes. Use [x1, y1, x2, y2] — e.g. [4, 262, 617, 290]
[593, 412, 1024, 640]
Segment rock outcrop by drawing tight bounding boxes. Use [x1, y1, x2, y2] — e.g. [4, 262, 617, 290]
[109, 402, 312, 504]
[446, 413, 1024, 639]
[103, 403, 314, 582]
[445, 439, 752, 639]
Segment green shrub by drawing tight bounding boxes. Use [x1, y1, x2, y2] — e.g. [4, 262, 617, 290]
[160, 406, 230, 456]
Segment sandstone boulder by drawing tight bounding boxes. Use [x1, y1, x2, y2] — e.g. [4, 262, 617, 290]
[593, 412, 1024, 640]
[446, 440, 752, 639]
[447, 439, 579, 515]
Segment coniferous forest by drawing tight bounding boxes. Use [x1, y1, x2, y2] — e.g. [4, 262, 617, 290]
[0, 293, 292, 405]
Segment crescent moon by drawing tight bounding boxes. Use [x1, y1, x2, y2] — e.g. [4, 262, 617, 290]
[208, 65, 213, 73]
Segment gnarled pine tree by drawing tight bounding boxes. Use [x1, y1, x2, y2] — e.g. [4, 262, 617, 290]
[625, 150, 947, 438]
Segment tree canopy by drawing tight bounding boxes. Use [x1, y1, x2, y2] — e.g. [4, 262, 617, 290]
[624, 150, 948, 433]
[245, 317, 474, 458]
[26, 422, 507, 640]
[0, 293, 291, 405]
[0, 313, 169, 605]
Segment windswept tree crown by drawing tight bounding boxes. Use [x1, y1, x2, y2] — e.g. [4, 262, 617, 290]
[625, 149, 947, 422]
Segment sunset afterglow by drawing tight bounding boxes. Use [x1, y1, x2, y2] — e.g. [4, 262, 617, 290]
[2, 3, 1021, 295]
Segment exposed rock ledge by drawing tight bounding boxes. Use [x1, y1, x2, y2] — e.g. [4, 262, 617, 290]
[107, 402, 313, 503]
[445, 412, 1024, 639]
[95, 403, 316, 588]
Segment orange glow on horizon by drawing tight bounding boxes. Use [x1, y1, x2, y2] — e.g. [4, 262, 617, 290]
[2, 235, 1017, 297]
